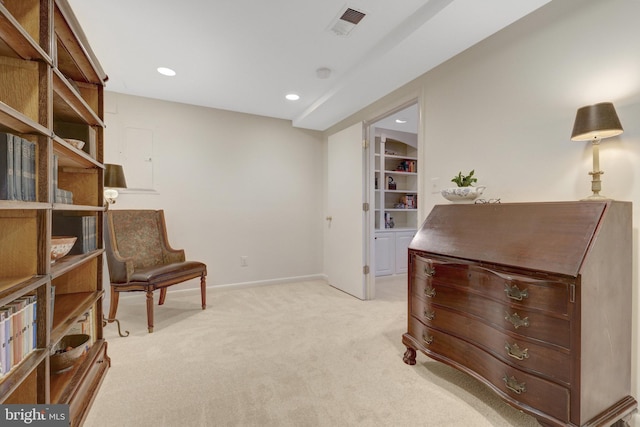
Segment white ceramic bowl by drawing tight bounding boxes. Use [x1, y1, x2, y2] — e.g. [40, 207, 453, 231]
[441, 186, 486, 203]
[51, 236, 77, 263]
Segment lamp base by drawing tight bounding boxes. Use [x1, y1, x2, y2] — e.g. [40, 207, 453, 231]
[581, 193, 610, 201]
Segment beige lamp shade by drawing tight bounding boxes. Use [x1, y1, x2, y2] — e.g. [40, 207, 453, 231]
[104, 164, 127, 189]
[571, 102, 623, 141]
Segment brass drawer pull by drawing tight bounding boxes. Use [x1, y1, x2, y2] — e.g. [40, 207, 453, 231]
[423, 309, 435, 321]
[422, 332, 433, 345]
[424, 266, 435, 277]
[503, 374, 526, 394]
[504, 283, 528, 301]
[505, 342, 529, 361]
[424, 285, 436, 298]
[505, 311, 529, 329]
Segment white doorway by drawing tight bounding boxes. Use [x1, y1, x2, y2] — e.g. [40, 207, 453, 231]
[324, 101, 420, 301]
[367, 102, 420, 297]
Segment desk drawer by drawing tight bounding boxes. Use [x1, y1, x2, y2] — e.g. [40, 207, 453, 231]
[410, 298, 571, 384]
[408, 316, 570, 423]
[411, 255, 571, 315]
[411, 277, 571, 348]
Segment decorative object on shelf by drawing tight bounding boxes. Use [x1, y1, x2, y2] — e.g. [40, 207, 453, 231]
[104, 163, 127, 206]
[64, 138, 85, 150]
[442, 170, 484, 202]
[570, 101, 623, 200]
[384, 212, 395, 229]
[50, 334, 90, 373]
[387, 176, 396, 190]
[50, 236, 78, 263]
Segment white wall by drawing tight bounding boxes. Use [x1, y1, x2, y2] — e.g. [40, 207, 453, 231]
[327, 0, 640, 420]
[103, 93, 324, 288]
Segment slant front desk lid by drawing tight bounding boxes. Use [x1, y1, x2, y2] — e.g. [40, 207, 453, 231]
[409, 201, 628, 277]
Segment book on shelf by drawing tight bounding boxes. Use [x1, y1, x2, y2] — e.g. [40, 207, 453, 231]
[52, 153, 75, 204]
[0, 132, 37, 202]
[53, 154, 58, 193]
[52, 213, 97, 254]
[0, 132, 14, 200]
[0, 294, 37, 378]
[0, 308, 8, 376]
[21, 138, 36, 201]
[54, 188, 74, 204]
[12, 133, 20, 201]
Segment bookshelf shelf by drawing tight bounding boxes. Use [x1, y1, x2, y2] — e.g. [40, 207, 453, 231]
[53, 136, 102, 168]
[52, 68, 104, 126]
[50, 250, 103, 280]
[0, 3, 51, 64]
[0, 275, 48, 307]
[0, 101, 51, 136]
[51, 291, 102, 341]
[0, 1, 109, 424]
[374, 132, 418, 277]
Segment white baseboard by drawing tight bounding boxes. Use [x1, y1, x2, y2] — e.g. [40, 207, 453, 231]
[207, 274, 326, 291]
[115, 274, 328, 300]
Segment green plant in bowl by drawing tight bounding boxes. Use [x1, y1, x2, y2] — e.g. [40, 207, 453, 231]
[451, 170, 477, 187]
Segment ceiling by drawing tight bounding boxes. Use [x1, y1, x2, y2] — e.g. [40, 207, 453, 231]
[67, 0, 551, 132]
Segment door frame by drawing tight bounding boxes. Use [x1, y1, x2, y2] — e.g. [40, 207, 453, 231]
[363, 98, 421, 299]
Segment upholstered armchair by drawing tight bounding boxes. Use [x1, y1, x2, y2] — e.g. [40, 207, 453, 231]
[104, 209, 207, 332]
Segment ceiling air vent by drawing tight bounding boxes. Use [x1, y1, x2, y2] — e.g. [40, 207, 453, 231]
[328, 7, 366, 36]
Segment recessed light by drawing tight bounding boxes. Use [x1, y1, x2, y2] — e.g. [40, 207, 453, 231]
[285, 93, 300, 101]
[395, 119, 407, 124]
[157, 67, 176, 76]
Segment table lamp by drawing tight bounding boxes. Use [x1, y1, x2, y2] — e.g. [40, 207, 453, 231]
[570, 102, 623, 200]
[104, 164, 127, 206]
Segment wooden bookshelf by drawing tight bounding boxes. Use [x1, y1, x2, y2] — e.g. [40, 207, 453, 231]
[0, 1, 109, 425]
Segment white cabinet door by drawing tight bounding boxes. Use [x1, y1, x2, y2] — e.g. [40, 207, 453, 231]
[375, 232, 394, 276]
[395, 231, 416, 274]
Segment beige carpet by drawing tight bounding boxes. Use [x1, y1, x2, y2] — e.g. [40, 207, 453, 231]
[84, 277, 541, 427]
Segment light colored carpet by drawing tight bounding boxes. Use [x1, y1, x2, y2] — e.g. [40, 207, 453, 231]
[84, 277, 541, 427]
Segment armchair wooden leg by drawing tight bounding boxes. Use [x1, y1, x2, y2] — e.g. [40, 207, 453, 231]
[201, 274, 206, 310]
[109, 286, 120, 320]
[146, 289, 154, 333]
[159, 288, 167, 306]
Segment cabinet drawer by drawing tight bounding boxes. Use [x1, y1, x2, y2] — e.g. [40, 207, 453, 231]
[412, 255, 571, 315]
[408, 317, 570, 423]
[411, 278, 571, 348]
[410, 298, 571, 384]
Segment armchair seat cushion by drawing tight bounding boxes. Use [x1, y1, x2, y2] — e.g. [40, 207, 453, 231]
[124, 261, 207, 286]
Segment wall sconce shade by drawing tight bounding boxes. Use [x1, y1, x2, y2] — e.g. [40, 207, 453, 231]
[104, 164, 127, 189]
[571, 102, 623, 141]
